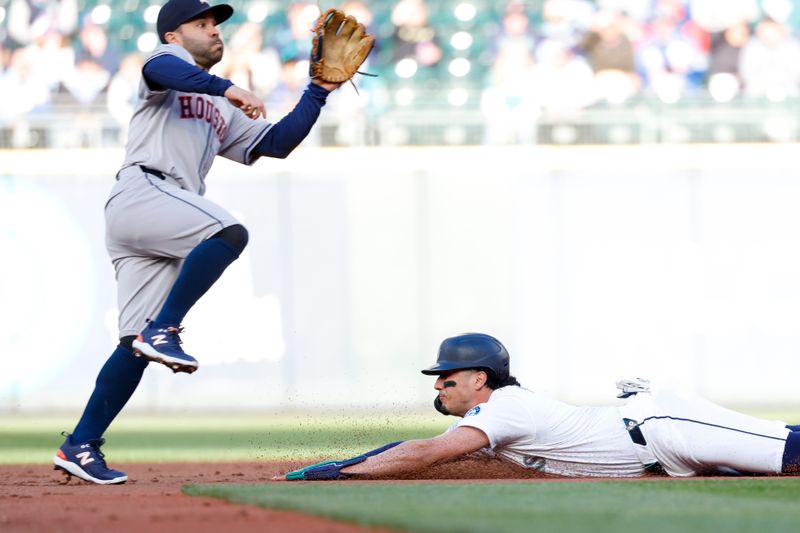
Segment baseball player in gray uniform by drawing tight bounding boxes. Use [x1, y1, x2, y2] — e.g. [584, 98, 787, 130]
[278, 333, 800, 480]
[54, 0, 342, 484]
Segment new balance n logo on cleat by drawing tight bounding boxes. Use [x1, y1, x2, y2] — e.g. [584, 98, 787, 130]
[132, 321, 199, 374]
[151, 334, 168, 346]
[76, 451, 95, 466]
[53, 433, 127, 485]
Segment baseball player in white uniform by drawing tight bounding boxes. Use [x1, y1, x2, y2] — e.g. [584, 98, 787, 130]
[278, 333, 800, 480]
[54, 0, 342, 484]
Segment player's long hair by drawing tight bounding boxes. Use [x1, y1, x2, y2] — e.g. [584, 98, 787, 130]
[483, 369, 521, 390]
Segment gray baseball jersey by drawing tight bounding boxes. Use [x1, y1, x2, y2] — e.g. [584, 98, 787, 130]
[120, 44, 272, 195]
[106, 43, 271, 337]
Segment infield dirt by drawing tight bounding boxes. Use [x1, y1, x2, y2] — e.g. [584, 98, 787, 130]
[0, 457, 551, 532]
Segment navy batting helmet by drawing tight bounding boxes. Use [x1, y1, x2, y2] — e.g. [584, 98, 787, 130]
[421, 333, 510, 379]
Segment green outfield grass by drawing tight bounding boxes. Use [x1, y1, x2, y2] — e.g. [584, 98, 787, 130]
[0, 413, 449, 464]
[185, 478, 800, 533]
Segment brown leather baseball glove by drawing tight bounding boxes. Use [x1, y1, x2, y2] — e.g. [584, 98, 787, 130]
[310, 8, 375, 84]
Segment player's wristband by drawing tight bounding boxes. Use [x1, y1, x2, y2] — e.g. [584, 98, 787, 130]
[284, 441, 404, 481]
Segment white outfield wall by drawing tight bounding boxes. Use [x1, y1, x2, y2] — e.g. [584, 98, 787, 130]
[2, 145, 800, 412]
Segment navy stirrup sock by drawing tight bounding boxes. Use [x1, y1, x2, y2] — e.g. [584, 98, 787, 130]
[782, 430, 800, 474]
[71, 343, 149, 443]
[155, 236, 240, 326]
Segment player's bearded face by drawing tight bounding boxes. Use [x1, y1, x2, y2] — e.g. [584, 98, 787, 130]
[435, 370, 482, 417]
[174, 14, 225, 70]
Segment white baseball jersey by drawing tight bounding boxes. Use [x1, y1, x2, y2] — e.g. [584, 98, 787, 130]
[120, 44, 272, 195]
[453, 385, 791, 477]
[453, 386, 644, 477]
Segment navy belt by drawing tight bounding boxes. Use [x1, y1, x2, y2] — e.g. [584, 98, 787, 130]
[139, 165, 167, 180]
[623, 418, 647, 446]
[623, 418, 663, 472]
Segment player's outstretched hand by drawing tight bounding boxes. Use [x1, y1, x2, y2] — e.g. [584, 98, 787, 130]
[224, 85, 266, 120]
[271, 442, 404, 481]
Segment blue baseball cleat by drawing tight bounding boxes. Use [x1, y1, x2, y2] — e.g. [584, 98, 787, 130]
[53, 433, 128, 485]
[132, 321, 198, 373]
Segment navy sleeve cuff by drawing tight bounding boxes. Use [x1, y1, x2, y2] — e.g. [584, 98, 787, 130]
[208, 76, 233, 97]
[252, 83, 330, 159]
[307, 82, 332, 101]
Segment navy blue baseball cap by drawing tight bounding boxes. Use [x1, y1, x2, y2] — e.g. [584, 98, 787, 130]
[157, 0, 234, 44]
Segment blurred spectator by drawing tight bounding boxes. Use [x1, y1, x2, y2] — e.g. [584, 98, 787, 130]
[0, 12, 8, 46]
[7, 0, 77, 47]
[9, 0, 800, 148]
[266, 59, 308, 118]
[62, 57, 110, 105]
[322, 2, 383, 146]
[595, 0, 651, 22]
[581, 9, 636, 73]
[59, 17, 120, 106]
[539, 0, 594, 46]
[390, 0, 442, 78]
[273, 2, 319, 63]
[493, 2, 536, 53]
[580, 9, 640, 104]
[481, 7, 539, 145]
[27, 30, 74, 92]
[706, 20, 749, 101]
[0, 46, 51, 147]
[532, 39, 596, 114]
[215, 21, 281, 98]
[636, 8, 709, 102]
[0, 45, 8, 76]
[739, 17, 800, 101]
[76, 20, 120, 77]
[708, 21, 749, 77]
[107, 53, 143, 131]
[690, 0, 759, 33]
[0, 47, 51, 116]
[324, 77, 381, 146]
[264, 3, 321, 118]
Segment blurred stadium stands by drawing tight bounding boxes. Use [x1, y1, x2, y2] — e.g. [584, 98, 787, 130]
[2, 0, 800, 147]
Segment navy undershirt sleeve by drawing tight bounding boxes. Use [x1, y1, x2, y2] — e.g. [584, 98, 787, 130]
[143, 54, 233, 96]
[253, 83, 330, 159]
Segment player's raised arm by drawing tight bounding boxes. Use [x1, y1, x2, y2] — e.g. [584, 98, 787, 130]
[142, 53, 232, 94]
[250, 6, 376, 158]
[142, 53, 265, 120]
